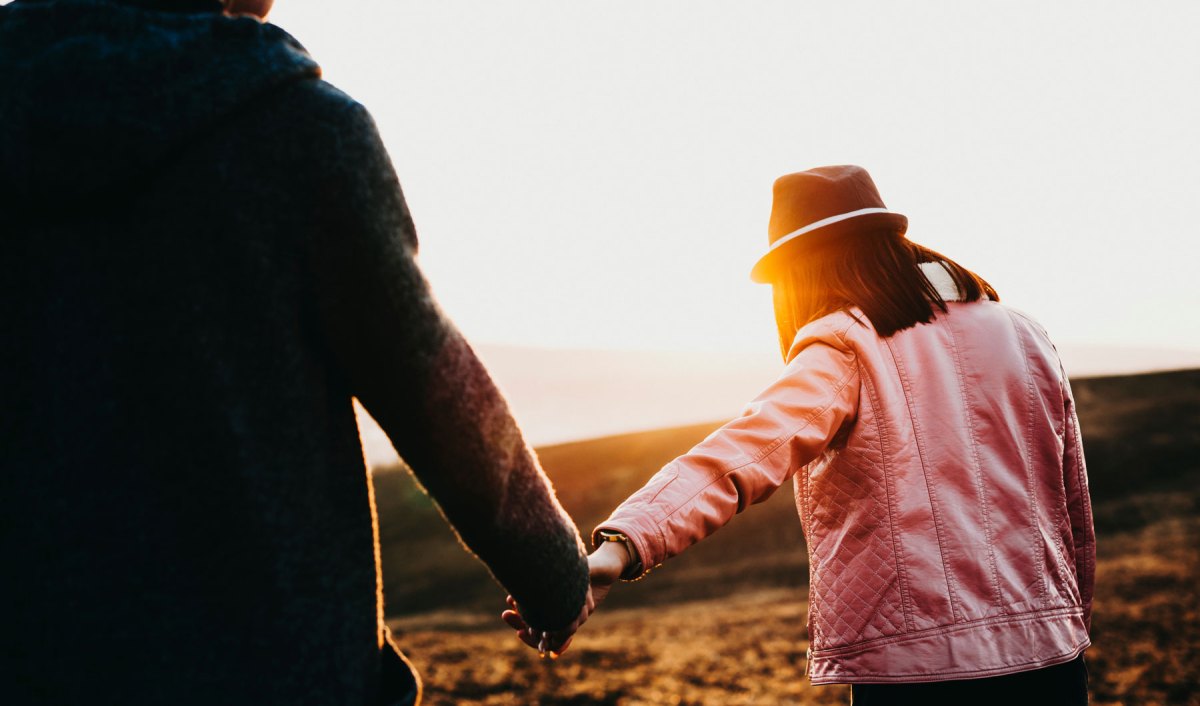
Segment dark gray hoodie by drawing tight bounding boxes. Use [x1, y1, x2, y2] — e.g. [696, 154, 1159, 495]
[0, 1, 589, 703]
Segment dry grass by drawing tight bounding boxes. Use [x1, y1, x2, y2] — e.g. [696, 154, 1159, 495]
[1086, 509, 1200, 704]
[392, 588, 837, 706]
[389, 506, 1199, 705]
[375, 369, 1200, 705]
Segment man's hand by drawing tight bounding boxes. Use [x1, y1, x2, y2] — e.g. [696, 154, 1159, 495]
[500, 540, 631, 657]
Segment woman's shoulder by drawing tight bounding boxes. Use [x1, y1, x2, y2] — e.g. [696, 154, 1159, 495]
[785, 309, 871, 362]
[999, 304, 1054, 340]
[803, 308, 877, 342]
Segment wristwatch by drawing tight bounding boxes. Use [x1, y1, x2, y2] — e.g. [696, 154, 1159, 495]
[597, 529, 645, 581]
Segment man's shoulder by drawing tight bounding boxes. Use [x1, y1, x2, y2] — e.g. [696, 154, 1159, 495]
[274, 79, 377, 135]
[252, 78, 391, 179]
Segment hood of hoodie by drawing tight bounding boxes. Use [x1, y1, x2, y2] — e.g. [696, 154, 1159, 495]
[0, 0, 320, 206]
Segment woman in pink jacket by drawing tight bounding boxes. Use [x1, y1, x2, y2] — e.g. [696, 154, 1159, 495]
[505, 165, 1095, 704]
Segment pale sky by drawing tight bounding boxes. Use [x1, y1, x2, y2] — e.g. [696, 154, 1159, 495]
[269, 0, 1200, 357]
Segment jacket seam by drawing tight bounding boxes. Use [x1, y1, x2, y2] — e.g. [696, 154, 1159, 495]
[1051, 382, 1081, 600]
[654, 345, 860, 528]
[811, 605, 1085, 656]
[1039, 346, 1075, 603]
[1041, 345, 1077, 594]
[1066, 395, 1095, 612]
[797, 449, 816, 642]
[856, 366, 916, 634]
[1006, 309, 1050, 608]
[884, 338, 964, 623]
[943, 315, 1007, 615]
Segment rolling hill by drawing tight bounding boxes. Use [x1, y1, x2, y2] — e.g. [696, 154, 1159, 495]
[371, 367, 1200, 617]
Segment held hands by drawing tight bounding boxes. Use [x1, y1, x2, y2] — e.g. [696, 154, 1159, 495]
[501, 539, 631, 658]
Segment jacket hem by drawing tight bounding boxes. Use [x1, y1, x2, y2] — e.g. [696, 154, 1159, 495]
[808, 607, 1090, 685]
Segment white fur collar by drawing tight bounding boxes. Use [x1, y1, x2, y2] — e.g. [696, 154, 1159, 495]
[919, 261, 966, 302]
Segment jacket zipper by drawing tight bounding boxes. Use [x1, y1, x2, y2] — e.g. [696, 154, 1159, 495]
[803, 646, 812, 678]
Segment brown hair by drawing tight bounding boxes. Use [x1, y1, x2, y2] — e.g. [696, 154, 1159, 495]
[772, 229, 999, 359]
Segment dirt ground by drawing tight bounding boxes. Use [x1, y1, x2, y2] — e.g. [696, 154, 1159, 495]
[390, 500, 1199, 705]
[378, 370, 1200, 704]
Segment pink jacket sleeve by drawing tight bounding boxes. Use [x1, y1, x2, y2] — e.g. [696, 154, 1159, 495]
[593, 317, 860, 576]
[1061, 375, 1096, 631]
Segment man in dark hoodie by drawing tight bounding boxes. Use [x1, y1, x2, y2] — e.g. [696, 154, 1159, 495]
[0, 0, 590, 703]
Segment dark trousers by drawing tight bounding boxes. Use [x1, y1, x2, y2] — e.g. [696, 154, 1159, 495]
[850, 654, 1088, 705]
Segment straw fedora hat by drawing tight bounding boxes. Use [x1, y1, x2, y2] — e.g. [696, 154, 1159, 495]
[750, 165, 908, 283]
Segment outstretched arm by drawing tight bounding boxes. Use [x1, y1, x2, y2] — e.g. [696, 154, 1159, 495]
[503, 315, 861, 653]
[594, 317, 860, 578]
[309, 97, 588, 632]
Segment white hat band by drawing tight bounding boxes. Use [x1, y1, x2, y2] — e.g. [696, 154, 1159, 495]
[767, 207, 891, 254]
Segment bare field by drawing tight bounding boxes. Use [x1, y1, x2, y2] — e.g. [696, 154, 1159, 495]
[389, 501, 1199, 705]
[375, 369, 1200, 704]
[391, 589, 828, 706]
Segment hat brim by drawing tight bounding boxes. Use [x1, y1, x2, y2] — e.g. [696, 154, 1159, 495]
[749, 211, 909, 283]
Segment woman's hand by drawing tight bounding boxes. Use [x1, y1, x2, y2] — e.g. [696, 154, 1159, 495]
[500, 540, 632, 658]
[585, 539, 629, 610]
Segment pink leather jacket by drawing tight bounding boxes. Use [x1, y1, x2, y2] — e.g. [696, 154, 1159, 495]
[595, 265, 1095, 684]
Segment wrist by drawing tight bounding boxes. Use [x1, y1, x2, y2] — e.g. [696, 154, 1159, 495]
[596, 537, 632, 571]
[596, 529, 644, 580]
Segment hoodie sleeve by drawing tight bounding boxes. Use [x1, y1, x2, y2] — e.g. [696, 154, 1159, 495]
[307, 97, 588, 631]
[594, 316, 860, 576]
